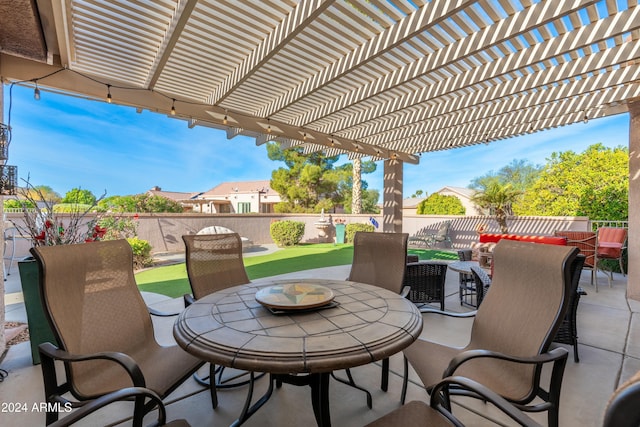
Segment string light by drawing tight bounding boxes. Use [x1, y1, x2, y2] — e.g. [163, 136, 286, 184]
[527, 124, 534, 134]
[11, 67, 396, 162]
[33, 81, 41, 100]
[583, 112, 589, 124]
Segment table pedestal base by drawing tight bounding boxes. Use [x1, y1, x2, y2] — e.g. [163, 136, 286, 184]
[232, 372, 332, 427]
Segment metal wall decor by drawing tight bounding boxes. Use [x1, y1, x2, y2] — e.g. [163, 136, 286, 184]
[0, 164, 17, 195]
[0, 123, 9, 161]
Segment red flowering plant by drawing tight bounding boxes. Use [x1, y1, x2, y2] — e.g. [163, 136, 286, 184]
[13, 179, 107, 247]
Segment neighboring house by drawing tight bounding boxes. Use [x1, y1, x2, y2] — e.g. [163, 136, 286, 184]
[402, 197, 426, 215]
[193, 180, 281, 214]
[147, 187, 203, 212]
[434, 186, 482, 216]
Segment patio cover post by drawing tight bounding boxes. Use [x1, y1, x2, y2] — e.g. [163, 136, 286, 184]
[383, 159, 403, 233]
[628, 100, 640, 301]
[0, 80, 5, 354]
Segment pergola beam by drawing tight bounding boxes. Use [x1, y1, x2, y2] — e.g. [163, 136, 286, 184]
[257, 0, 476, 118]
[209, 0, 336, 106]
[278, 0, 599, 129]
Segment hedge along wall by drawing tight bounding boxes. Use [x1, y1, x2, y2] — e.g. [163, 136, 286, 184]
[4, 212, 589, 257]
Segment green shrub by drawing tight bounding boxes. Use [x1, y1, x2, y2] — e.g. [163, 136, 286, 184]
[345, 223, 375, 243]
[127, 237, 153, 269]
[270, 220, 305, 246]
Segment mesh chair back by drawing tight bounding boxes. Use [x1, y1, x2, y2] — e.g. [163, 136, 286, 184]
[31, 240, 158, 398]
[467, 239, 578, 402]
[469, 265, 492, 307]
[183, 233, 249, 300]
[348, 232, 408, 294]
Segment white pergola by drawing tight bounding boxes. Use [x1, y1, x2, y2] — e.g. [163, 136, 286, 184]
[1, 0, 640, 295]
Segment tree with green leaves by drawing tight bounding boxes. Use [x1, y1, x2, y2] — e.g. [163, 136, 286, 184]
[471, 182, 522, 233]
[26, 185, 62, 203]
[417, 193, 465, 215]
[98, 194, 184, 213]
[267, 142, 378, 213]
[514, 144, 628, 221]
[469, 159, 541, 192]
[62, 188, 97, 205]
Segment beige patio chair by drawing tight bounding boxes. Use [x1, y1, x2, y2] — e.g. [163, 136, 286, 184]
[604, 370, 640, 427]
[183, 233, 249, 303]
[31, 240, 206, 426]
[402, 240, 579, 427]
[408, 221, 452, 248]
[339, 231, 409, 403]
[182, 233, 260, 399]
[365, 374, 547, 427]
[48, 387, 190, 427]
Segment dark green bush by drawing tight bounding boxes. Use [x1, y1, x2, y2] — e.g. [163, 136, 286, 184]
[270, 220, 305, 247]
[345, 223, 375, 243]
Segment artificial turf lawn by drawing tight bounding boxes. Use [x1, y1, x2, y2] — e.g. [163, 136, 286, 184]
[135, 243, 457, 298]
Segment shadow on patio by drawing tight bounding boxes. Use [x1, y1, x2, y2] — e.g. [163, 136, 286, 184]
[1, 262, 636, 426]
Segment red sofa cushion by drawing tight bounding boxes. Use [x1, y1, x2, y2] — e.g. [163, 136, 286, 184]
[479, 233, 567, 246]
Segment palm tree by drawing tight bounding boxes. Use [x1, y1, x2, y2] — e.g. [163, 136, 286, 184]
[471, 182, 522, 233]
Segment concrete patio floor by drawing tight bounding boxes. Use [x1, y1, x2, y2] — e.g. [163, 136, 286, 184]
[1, 257, 637, 426]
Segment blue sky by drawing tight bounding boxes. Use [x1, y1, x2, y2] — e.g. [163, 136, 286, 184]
[3, 84, 629, 199]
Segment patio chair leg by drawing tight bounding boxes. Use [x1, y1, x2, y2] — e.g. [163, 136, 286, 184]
[331, 369, 372, 409]
[401, 356, 409, 405]
[210, 363, 218, 409]
[381, 358, 389, 391]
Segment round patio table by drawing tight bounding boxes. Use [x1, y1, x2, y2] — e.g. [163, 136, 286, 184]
[173, 278, 422, 427]
[448, 260, 480, 275]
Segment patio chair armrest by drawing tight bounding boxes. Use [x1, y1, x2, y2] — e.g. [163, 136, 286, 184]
[184, 293, 196, 307]
[419, 307, 478, 318]
[38, 342, 146, 387]
[431, 376, 543, 427]
[400, 285, 411, 299]
[47, 387, 168, 427]
[444, 347, 569, 377]
[148, 306, 180, 317]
